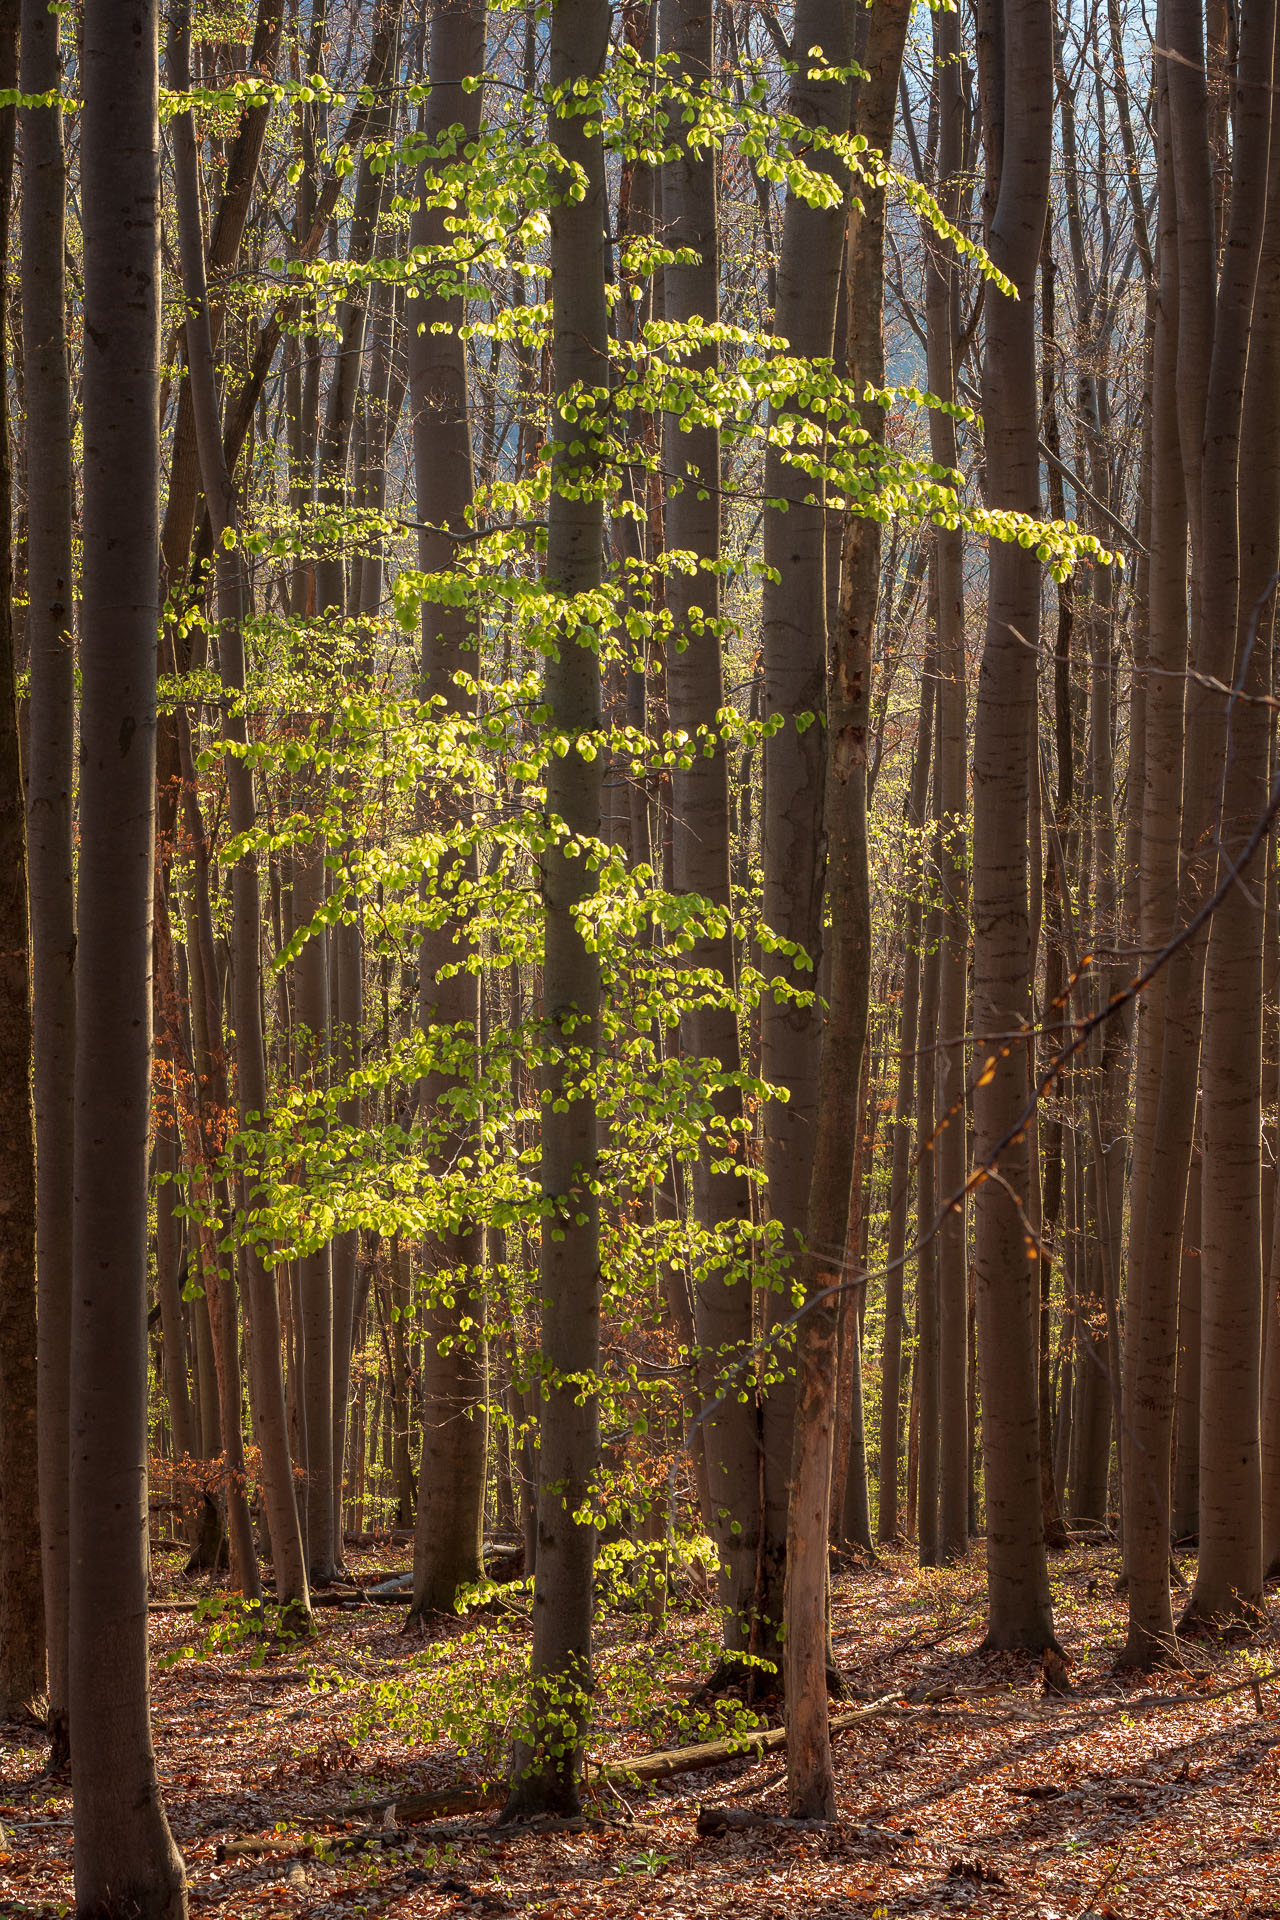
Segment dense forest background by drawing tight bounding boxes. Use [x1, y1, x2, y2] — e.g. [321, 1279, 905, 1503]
[4, 0, 1280, 1910]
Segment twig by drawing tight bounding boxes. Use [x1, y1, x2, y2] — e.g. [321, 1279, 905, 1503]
[1079, 1840, 1127, 1919]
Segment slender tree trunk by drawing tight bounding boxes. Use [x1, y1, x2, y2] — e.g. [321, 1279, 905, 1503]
[971, 0, 1056, 1651]
[658, 0, 758, 1661]
[1174, 1137, 1202, 1543]
[917, 882, 942, 1567]
[406, 0, 490, 1625]
[311, 8, 400, 1561]
[155, 1121, 196, 1466]
[928, 0, 970, 1564]
[1184, 0, 1279, 1623]
[169, 0, 310, 1613]
[832, 1051, 873, 1547]
[0, 0, 43, 1718]
[68, 0, 187, 1903]
[1182, 0, 1280, 1635]
[877, 706, 932, 1541]
[784, 0, 913, 1817]
[295, 854, 335, 1579]
[22, 0, 74, 1760]
[502, 0, 608, 1817]
[759, 0, 857, 1682]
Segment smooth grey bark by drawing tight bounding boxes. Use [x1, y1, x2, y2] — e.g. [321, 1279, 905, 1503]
[0, 0, 42, 1719]
[877, 698, 931, 1542]
[927, 0, 970, 1565]
[163, 3, 261, 1607]
[1121, 26, 1188, 1660]
[658, 0, 758, 1658]
[295, 850, 335, 1580]
[759, 0, 856, 1672]
[780, 0, 915, 1820]
[155, 1123, 196, 1467]
[970, 0, 1056, 1651]
[1035, 240, 1073, 1555]
[917, 883, 942, 1567]
[808, 0, 913, 1593]
[68, 0, 187, 1904]
[169, 0, 311, 1615]
[502, 0, 608, 1817]
[1173, 1138, 1202, 1544]
[1171, 0, 1277, 1635]
[1055, 14, 1128, 1552]
[405, 0, 491, 1625]
[286, 21, 330, 1587]
[1185, 0, 1279, 1625]
[22, 0, 74, 1760]
[157, 0, 285, 608]
[313, 9, 400, 1560]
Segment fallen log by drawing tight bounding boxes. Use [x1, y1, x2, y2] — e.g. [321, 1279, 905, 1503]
[319, 1693, 905, 1825]
[696, 1805, 821, 1836]
[695, 1805, 904, 1841]
[215, 1826, 438, 1862]
[587, 1691, 904, 1790]
[367, 1573, 414, 1599]
[323, 1785, 498, 1823]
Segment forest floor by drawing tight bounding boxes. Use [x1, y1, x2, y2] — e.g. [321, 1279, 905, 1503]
[4, 1539, 1280, 1919]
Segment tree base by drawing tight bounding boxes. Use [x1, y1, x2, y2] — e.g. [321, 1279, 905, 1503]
[1115, 1623, 1181, 1672]
[699, 1650, 781, 1705]
[499, 1771, 581, 1826]
[977, 1627, 1063, 1656]
[830, 1543, 880, 1573]
[183, 1492, 228, 1575]
[1176, 1591, 1265, 1639]
[42, 1705, 70, 1776]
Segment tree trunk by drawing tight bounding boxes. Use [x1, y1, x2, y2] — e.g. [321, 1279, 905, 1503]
[502, 0, 608, 1817]
[0, 0, 43, 1718]
[928, 0, 970, 1564]
[877, 701, 932, 1541]
[22, 0, 74, 1759]
[295, 849, 335, 1581]
[759, 0, 858, 1679]
[658, 0, 758, 1661]
[68, 0, 187, 1902]
[169, 0, 310, 1614]
[1184, 0, 1279, 1624]
[1173, 1139, 1203, 1544]
[155, 1122, 196, 1467]
[406, 0, 490, 1625]
[971, 0, 1056, 1652]
[1182, 0, 1280, 1635]
[783, 0, 914, 1818]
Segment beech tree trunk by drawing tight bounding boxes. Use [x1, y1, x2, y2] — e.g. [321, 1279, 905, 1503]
[154, 1124, 196, 1469]
[782, 0, 917, 1818]
[22, 0, 74, 1759]
[68, 0, 188, 1905]
[406, 0, 491, 1625]
[877, 693, 932, 1541]
[970, 0, 1056, 1652]
[759, 0, 857, 1675]
[928, 0, 970, 1565]
[1121, 47, 1192, 1627]
[1185, 0, 1278, 1624]
[170, 0, 310, 1615]
[658, 0, 758, 1660]
[295, 851, 335, 1581]
[0, 0, 43, 1719]
[502, 0, 608, 1818]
